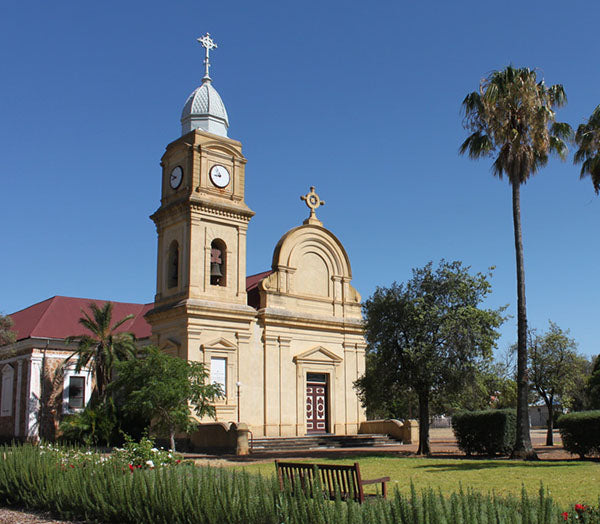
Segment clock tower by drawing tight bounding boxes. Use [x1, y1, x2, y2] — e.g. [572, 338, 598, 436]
[146, 34, 256, 415]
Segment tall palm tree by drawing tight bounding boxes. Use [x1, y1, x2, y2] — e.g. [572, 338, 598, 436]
[459, 66, 572, 459]
[66, 302, 136, 403]
[574, 104, 600, 194]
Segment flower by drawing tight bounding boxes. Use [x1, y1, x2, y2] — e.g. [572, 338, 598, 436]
[146, 460, 154, 468]
[562, 512, 569, 521]
[128, 464, 134, 472]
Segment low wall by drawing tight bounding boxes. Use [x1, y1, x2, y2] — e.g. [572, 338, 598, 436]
[189, 422, 249, 455]
[359, 419, 419, 444]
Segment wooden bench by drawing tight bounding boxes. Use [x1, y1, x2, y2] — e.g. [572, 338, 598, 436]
[275, 460, 390, 504]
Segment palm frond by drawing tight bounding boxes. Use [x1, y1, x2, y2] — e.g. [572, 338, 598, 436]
[548, 136, 568, 161]
[574, 104, 600, 194]
[110, 313, 134, 333]
[459, 132, 493, 159]
[550, 122, 573, 142]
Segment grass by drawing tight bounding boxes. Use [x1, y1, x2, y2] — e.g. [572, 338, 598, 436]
[230, 454, 600, 507]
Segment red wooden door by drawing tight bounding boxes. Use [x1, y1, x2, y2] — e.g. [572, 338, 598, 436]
[306, 378, 328, 434]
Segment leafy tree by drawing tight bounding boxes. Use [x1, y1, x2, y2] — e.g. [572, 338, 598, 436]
[112, 346, 223, 451]
[528, 322, 581, 445]
[356, 357, 418, 420]
[441, 361, 517, 413]
[574, 104, 600, 194]
[0, 313, 16, 346]
[460, 66, 571, 459]
[562, 355, 592, 412]
[65, 302, 136, 403]
[357, 260, 505, 455]
[586, 355, 600, 409]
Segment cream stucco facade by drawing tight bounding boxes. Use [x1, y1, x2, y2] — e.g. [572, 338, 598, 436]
[145, 127, 367, 438]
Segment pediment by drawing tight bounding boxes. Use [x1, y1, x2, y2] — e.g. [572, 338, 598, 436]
[293, 346, 342, 365]
[202, 337, 237, 351]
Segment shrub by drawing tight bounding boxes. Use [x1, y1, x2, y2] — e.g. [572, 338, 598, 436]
[111, 434, 182, 469]
[0, 443, 579, 523]
[58, 400, 118, 446]
[452, 408, 516, 455]
[557, 410, 600, 458]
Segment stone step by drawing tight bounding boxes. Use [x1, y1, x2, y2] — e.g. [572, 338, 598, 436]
[249, 433, 401, 453]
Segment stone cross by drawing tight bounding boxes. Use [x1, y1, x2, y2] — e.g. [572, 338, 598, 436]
[301, 186, 325, 224]
[198, 33, 218, 80]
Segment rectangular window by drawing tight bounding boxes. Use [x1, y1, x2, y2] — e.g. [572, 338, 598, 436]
[67, 376, 85, 410]
[1, 366, 14, 417]
[210, 357, 227, 396]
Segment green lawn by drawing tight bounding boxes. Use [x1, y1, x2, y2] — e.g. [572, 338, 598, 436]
[231, 454, 600, 507]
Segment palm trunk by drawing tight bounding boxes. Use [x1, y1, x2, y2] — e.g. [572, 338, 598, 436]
[417, 390, 430, 456]
[510, 183, 537, 460]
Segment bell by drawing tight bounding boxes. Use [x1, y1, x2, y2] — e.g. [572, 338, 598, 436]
[210, 262, 223, 278]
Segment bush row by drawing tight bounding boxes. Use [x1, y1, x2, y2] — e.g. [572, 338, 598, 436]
[558, 410, 600, 458]
[452, 409, 516, 456]
[0, 444, 579, 523]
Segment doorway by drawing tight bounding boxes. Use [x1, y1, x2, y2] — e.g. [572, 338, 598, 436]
[306, 373, 329, 434]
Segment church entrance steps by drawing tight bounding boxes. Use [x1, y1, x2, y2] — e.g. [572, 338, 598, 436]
[250, 433, 401, 453]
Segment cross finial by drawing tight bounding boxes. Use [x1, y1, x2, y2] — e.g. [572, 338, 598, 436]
[300, 186, 325, 225]
[197, 33, 218, 81]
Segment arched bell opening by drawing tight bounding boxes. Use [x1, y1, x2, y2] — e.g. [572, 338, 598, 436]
[210, 239, 227, 287]
[167, 240, 179, 289]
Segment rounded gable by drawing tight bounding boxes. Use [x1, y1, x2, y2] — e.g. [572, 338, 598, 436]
[271, 224, 353, 280]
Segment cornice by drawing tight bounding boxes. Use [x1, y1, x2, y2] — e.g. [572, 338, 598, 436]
[150, 198, 254, 225]
[257, 307, 364, 333]
[146, 298, 257, 323]
[189, 200, 254, 221]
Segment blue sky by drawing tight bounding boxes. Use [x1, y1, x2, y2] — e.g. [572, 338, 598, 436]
[1, 0, 598, 358]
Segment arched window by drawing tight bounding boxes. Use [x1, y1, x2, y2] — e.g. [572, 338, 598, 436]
[210, 239, 227, 286]
[1, 365, 14, 417]
[167, 240, 179, 289]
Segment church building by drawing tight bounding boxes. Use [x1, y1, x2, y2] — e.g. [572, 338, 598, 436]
[0, 34, 366, 442]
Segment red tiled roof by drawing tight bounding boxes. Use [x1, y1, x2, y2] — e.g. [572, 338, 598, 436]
[8, 272, 273, 343]
[246, 270, 273, 292]
[9, 296, 153, 342]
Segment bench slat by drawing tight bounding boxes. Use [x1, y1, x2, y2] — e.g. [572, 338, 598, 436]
[275, 460, 388, 504]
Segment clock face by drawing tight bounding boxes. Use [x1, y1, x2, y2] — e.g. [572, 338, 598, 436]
[209, 165, 230, 188]
[169, 166, 183, 189]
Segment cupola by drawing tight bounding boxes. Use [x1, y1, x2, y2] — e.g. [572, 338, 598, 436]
[180, 33, 229, 137]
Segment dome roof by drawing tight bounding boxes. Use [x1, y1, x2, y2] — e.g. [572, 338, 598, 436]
[180, 78, 229, 137]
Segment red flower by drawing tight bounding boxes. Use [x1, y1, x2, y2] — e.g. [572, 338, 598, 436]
[574, 504, 588, 512]
[128, 464, 134, 472]
[137, 465, 142, 469]
[69, 465, 75, 468]
[176, 459, 181, 464]
[562, 512, 569, 521]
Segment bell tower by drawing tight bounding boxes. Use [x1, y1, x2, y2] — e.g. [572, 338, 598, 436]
[146, 34, 255, 375]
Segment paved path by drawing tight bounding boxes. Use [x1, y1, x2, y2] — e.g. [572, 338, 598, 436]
[187, 428, 572, 465]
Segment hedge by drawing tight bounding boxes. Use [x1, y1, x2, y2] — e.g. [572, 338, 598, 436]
[557, 410, 600, 459]
[452, 409, 516, 456]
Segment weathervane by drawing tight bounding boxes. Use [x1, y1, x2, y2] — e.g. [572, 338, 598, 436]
[301, 186, 325, 225]
[197, 33, 218, 81]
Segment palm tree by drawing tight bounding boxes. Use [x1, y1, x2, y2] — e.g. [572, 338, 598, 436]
[459, 66, 572, 459]
[66, 302, 136, 403]
[574, 104, 600, 194]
